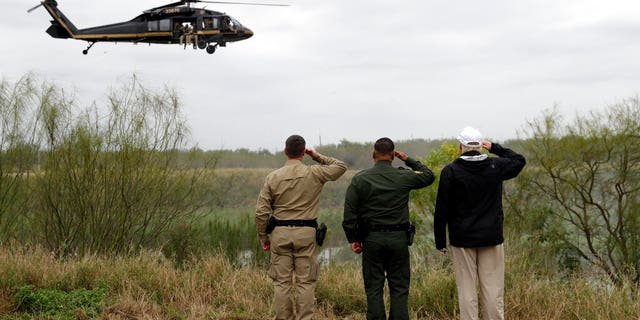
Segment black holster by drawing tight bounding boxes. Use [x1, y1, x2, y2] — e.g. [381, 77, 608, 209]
[266, 216, 277, 234]
[316, 223, 327, 246]
[406, 222, 416, 246]
[354, 219, 370, 242]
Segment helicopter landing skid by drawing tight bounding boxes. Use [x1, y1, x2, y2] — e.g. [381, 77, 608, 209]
[82, 41, 96, 55]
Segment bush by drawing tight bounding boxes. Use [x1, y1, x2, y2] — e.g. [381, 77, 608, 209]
[14, 283, 107, 319]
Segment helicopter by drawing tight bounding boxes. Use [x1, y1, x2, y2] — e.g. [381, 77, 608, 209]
[28, 0, 286, 55]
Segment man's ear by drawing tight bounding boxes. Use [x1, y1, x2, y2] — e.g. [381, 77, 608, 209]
[284, 148, 289, 157]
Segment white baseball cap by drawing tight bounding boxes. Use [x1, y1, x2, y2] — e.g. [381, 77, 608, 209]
[457, 126, 483, 147]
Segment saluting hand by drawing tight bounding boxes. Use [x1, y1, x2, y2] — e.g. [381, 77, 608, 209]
[482, 141, 492, 151]
[305, 148, 320, 160]
[394, 151, 408, 161]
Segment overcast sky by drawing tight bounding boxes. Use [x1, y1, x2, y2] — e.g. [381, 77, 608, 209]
[2, 0, 640, 151]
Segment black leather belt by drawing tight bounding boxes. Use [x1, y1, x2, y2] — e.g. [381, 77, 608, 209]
[369, 223, 409, 232]
[275, 219, 318, 228]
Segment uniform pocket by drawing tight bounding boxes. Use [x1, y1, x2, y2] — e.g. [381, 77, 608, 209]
[295, 256, 319, 282]
[268, 258, 278, 281]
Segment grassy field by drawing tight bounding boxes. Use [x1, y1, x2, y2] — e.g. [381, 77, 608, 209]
[1, 245, 639, 319]
[2, 164, 639, 319]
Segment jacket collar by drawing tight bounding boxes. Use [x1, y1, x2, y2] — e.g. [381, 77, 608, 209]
[285, 159, 303, 166]
[374, 160, 393, 168]
[460, 151, 488, 162]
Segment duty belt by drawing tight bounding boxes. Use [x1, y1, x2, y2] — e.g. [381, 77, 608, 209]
[274, 219, 318, 228]
[368, 223, 410, 232]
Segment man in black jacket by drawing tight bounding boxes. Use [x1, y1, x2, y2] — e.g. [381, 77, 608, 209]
[434, 126, 525, 320]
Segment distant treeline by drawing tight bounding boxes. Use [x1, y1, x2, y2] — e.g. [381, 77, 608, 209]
[187, 138, 525, 170]
[194, 139, 451, 170]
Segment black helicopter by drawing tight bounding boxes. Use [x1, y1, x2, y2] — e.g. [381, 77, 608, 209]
[28, 0, 285, 55]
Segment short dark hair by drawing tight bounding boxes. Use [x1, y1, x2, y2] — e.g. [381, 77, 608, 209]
[374, 137, 394, 156]
[285, 135, 306, 158]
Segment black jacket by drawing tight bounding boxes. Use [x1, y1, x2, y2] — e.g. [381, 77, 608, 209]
[434, 143, 526, 250]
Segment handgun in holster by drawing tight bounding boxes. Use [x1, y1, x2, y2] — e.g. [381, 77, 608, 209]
[355, 218, 370, 243]
[316, 223, 327, 246]
[266, 216, 277, 234]
[406, 222, 416, 246]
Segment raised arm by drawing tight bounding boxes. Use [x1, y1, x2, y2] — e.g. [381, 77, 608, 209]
[307, 149, 348, 183]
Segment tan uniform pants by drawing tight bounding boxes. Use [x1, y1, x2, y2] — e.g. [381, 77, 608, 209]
[269, 226, 318, 320]
[451, 244, 504, 320]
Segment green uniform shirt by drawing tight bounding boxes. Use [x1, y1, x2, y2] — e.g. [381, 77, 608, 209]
[342, 157, 434, 243]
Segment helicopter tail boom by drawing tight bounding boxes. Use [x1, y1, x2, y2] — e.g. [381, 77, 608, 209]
[39, 0, 79, 39]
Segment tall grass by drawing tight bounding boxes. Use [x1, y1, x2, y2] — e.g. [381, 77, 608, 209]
[0, 246, 638, 319]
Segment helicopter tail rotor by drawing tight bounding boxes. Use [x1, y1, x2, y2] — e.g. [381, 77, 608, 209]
[27, 2, 43, 13]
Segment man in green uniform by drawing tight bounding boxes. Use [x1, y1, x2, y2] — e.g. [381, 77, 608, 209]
[256, 135, 347, 320]
[342, 137, 434, 320]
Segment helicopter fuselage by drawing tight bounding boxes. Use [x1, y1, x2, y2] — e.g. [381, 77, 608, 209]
[39, 0, 253, 54]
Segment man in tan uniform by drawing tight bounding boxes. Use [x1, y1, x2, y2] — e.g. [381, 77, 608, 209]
[256, 135, 347, 320]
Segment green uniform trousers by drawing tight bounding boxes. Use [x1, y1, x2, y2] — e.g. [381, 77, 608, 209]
[362, 231, 410, 320]
[269, 226, 318, 320]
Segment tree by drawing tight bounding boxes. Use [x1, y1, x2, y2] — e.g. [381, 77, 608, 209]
[409, 141, 459, 261]
[0, 75, 41, 243]
[523, 100, 640, 288]
[31, 76, 209, 256]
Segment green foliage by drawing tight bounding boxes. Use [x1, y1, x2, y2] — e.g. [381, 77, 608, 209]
[201, 138, 447, 171]
[24, 76, 209, 256]
[203, 148, 284, 169]
[0, 75, 41, 244]
[410, 264, 458, 319]
[409, 141, 459, 254]
[410, 141, 459, 216]
[0, 75, 221, 256]
[521, 100, 640, 287]
[13, 283, 107, 319]
[5, 72, 640, 312]
[316, 262, 367, 316]
[161, 209, 270, 267]
[316, 138, 447, 170]
[197, 168, 271, 208]
[2, 233, 640, 319]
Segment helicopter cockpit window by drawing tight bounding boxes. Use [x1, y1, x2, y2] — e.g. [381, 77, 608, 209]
[230, 17, 241, 28]
[223, 16, 239, 32]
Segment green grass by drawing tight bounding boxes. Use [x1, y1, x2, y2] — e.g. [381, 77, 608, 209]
[0, 246, 638, 319]
[13, 283, 107, 320]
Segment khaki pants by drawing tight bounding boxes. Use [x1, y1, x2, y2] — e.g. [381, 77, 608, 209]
[450, 244, 504, 320]
[269, 226, 318, 320]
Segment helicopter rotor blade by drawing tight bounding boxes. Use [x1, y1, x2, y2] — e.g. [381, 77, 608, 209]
[197, 0, 289, 6]
[145, 1, 188, 13]
[27, 3, 43, 13]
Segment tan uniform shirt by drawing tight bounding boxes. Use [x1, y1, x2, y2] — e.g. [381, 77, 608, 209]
[256, 153, 347, 242]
